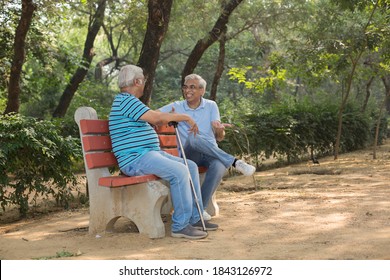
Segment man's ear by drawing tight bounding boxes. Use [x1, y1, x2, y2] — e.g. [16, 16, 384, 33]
[135, 79, 143, 85]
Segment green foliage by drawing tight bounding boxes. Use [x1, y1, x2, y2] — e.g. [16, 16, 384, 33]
[0, 114, 82, 217]
[0, 5, 16, 98]
[0, 96, 6, 113]
[71, 79, 116, 114]
[228, 55, 288, 97]
[220, 96, 386, 166]
[1, 0, 389, 178]
[19, 31, 86, 118]
[331, 0, 371, 12]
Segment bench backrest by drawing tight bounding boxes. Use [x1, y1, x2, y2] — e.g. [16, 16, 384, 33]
[79, 119, 179, 169]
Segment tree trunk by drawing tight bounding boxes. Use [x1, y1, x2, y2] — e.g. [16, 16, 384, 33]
[94, 23, 122, 82]
[383, 75, 390, 101]
[373, 75, 390, 159]
[138, 0, 173, 106]
[4, 0, 36, 115]
[361, 76, 374, 112]
[384, 75, 390, 115]
[181, 0, 244, 84]
[334, 2, 378, 159]
[52, 0, 106, 118]
[334, 55, 362, 159]
[210, 34, 226, 101]
[95, 56, 117, 82]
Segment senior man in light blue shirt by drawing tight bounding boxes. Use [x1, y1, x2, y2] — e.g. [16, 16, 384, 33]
[159, 74, 256, 220]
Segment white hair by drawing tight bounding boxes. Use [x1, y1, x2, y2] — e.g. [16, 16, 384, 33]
[184, 74, 207, 89]
[118, 65, 144, 88]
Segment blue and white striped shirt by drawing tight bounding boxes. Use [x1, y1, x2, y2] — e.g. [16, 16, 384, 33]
[109, 93, 160, 169]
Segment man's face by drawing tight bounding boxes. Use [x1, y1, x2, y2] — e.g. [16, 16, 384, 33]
[182, 79, 204, 103]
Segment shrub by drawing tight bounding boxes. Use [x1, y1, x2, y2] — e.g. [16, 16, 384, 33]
[0, 113, 82, 217]
[221, 98, 387, 166]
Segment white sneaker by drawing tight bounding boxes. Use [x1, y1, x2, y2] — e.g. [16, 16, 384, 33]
[235, 160, 256, 176]
[202, 211, 212, 221]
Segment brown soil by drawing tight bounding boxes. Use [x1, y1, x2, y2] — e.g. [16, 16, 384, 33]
[1, 142, 390, 260]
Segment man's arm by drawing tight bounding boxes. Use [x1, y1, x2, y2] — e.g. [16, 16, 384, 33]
[141, 109, 198, 134]
[158, 103, 175, 113]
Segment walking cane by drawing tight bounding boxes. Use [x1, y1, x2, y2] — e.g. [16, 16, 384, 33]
[169, 121, 207, 231]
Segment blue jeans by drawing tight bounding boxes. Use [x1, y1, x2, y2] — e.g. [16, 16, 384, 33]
[121, 150, 203, 232]
[184, 133, 235, 209]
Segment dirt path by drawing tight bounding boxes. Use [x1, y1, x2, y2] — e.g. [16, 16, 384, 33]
[1, 143, 390, 260]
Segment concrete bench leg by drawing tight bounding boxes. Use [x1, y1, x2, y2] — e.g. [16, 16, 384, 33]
[120, 181, 169, 239]
[87, 176, 169, 239]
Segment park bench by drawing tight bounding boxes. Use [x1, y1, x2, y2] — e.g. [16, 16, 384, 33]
[74, 106, 218, 239]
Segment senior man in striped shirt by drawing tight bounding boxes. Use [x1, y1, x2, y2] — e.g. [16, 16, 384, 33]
[108, 65, 218, 240]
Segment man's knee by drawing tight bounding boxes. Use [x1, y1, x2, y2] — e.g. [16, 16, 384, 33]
[187, 159, 198, 169]
[168, 160, 188, 178]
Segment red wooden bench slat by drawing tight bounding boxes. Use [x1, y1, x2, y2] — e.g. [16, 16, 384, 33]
[80, 119, 109, 134]
[158, 135, 177, 147]
[99, 174, 160, 187]
[154, 125, 175, 134]
[83, 135, 112, 151]
[162, 148, 179, 157]
[198, 166, 208, 173]
[85, 152, 118, 169]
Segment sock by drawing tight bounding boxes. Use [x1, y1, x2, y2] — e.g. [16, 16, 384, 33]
[232, 158, 238, 167]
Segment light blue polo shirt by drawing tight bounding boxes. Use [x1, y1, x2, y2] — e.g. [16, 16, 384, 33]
[159, 98, 220, 146]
